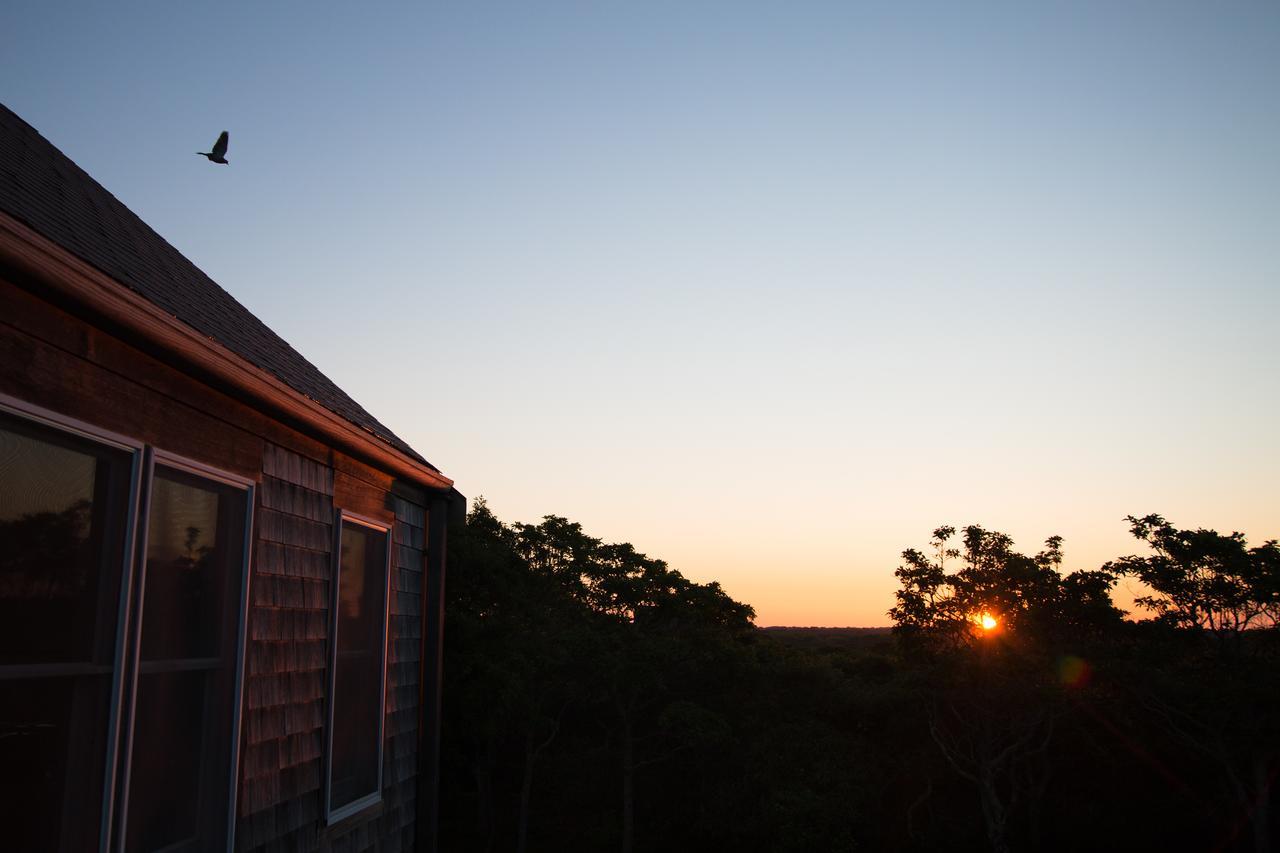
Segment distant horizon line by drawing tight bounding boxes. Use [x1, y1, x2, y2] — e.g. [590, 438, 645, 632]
[759, 625, 893, 632]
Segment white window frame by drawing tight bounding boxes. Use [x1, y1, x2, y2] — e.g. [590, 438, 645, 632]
[116, 448, 255, 853]
[0, 393, 144, 851]
[323, 509, 392, 825]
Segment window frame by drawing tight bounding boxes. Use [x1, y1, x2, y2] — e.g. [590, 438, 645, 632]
[116, 448, 255, 853]
[323, 509, 393, 825]
[0, 392, 145, 853]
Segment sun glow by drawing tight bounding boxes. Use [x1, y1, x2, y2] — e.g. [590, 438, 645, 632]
[978, 612, 999, 631]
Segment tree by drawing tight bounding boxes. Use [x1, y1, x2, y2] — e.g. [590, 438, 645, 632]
[1107, 514, 1280, 640]
[890, 524, 1122, 654]
[1107, 514, 1280, 853]
[443, 500, 759, 853]
[889, 524, 1124, 853]
[443, 500, 593, 852]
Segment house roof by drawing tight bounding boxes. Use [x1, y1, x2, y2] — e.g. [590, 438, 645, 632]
[0, 103, 439, 474]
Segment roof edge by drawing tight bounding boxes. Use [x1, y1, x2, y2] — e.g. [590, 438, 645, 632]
[0, 211, 454, 492]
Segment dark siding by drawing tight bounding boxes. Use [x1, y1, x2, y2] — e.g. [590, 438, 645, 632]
[238, 443, 335, 852]
[383, 495, 428, 849]
[238, 444, 427, 853]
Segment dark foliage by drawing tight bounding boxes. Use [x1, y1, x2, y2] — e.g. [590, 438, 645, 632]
[441, 508, 1278, 852]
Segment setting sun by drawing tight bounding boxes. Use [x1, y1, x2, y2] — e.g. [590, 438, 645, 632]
[979, 613, 999, 631]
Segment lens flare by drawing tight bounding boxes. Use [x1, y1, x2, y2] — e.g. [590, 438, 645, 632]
[1058, 655, 1091, 688]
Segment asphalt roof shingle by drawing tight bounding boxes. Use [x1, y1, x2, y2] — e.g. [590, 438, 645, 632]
[0, 104, 434, 470]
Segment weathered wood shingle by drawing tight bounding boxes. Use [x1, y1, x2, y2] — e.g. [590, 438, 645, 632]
[237, 444, 335, 853]
[237, 446, 427, 853]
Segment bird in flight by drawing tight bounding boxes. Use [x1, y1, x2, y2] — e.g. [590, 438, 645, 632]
[197, 131, 229, 164]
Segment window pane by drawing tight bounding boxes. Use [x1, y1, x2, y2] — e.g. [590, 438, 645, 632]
[138, 471, 238, 661]
[329, 520, 388, 812]
[126, 465, 247, 853]
[0, 412, 131, 664]
[0, 411, 132, 850]
[0, 674, 114, 852]
[125, 670, 210, 852]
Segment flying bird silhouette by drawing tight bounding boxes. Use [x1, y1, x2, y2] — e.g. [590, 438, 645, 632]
[197, 131, 229, 164]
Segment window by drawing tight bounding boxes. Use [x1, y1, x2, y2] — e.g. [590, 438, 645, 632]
[0, 405, 140, 852]
[0, 395, 253, 853]
[121, 460, 252, 853]
[325, 513, 391, 822]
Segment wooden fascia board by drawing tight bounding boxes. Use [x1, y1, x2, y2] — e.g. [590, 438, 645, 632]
[0, 212, 454, 491]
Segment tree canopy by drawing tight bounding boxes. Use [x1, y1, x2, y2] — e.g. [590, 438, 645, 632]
[1107, 513, 1280, 638]
[889, 524, 1122, 654]
[441, 507, 1277, 852]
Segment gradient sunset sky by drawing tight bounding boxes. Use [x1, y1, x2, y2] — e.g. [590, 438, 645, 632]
[4, 2, 1277, 626]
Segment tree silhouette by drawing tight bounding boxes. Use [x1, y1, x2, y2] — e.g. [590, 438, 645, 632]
[1107, 514, 1280, 640]
[890, 524, 1125, 852]
[1106, 515, 1280, 852]
[890, 524, 1122, 655]
[442, 500, 756, 852]
[440, 508, 1277, 852]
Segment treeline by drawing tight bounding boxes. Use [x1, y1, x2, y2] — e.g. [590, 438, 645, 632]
[440, 506, 1279, 852]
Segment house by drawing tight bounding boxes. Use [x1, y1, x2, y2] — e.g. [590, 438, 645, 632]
[0, 104, 459, 853]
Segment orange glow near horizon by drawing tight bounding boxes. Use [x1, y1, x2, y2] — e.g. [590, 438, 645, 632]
[462, 491, 1279, 629]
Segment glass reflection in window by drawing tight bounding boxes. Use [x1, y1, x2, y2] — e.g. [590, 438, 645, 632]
[0, 410, 134, 851]
[125, 465, 248, 853]
[328, 518, 390, 816]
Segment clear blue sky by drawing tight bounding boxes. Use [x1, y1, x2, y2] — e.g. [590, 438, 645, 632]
[4, 1, 1278, 624]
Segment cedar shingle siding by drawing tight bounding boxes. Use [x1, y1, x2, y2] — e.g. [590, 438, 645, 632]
[240, 444, 334, 850]
[385, 495, 428, 848]
[238, 445, 426, 852]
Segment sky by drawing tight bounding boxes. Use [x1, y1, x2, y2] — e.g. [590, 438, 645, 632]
[3, 2, 1277, 626]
